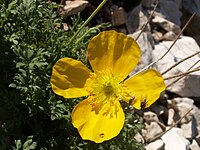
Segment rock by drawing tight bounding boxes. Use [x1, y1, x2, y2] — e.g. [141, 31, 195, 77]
[182, 0, 200, 16]
[192, 106, 200, 138]
[111, 5, 126, 26]
[176, 102, 193, 124]
[167, 108, 175, 126]
[162, 31, 177, 41]
[126, 5, 151, 33]
[153, 36, 200, 97]
[144, 122, 163, 142]
[143, 111, 159, 123]
[60, 0, 89, 17]
[181, 119, 197, 140]
[134, 132, 145, 143]
[190, 139, 200, 150]
[129, 30, 154, 74]
[181, 1, 200, 46]
[161, 127, 190, 150]
[173, 97, 194, 106]
[141, 0, 156, 8]
[152, 30, 163, 42]
[145, 139, 164, 150]
[152, 15, 181, 34]
[156, 0, 182, 26]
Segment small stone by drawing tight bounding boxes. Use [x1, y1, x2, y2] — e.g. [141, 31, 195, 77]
[167, 108, 175, 126]
[145, 139, 164, 150]
[134, 132, 144, 143]
[176, 102, 193, 124]
[60, 0, 88, 17]
[152, 15, 181, 34]
[144, 122, 163, 142]
[143, 111, 159, 123]
[152, 31, 163, 42]
[111, 6, 126, 26]
[162, 31, 177, 41]
[190, 139, 200, 150]
[181, 119, 197, 140]
[161, 127, 190, 150]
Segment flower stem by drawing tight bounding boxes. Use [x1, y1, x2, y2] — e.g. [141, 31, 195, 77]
[68, 0, 108, 45]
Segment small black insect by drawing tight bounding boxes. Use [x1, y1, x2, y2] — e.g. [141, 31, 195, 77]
[99, 133, 104, 138]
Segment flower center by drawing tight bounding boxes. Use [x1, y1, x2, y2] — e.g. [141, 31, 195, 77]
[87, 71, 123, 103]
[103, 83, 114, 95]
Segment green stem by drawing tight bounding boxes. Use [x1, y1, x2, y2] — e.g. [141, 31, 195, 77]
[68, 0, 108, 45]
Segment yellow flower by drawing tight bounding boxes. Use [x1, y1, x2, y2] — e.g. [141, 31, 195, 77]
[50, 30, 166, 143]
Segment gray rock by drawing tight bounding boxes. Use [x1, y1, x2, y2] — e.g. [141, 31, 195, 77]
[161, 127, 190, 150]
[126, 5, 151, 33]
[156, 0, 182, 26]
[181, 0, 200, 45]
[145, 139, 164, 150]
[141, 0, 156, 8]
[153, 36, 200, 97]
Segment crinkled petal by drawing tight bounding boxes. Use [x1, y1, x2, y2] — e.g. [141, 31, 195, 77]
[87, 30, 141, 81]
[124, 69, 166, 109]
[72, 97, 125, 143]
[50, 58, 91, 98]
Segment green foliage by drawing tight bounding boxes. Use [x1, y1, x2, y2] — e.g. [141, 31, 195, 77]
[0, 0, 145, 149]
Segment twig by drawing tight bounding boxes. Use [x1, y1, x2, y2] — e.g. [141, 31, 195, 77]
[166, 59, 200, 88]
[149, 107, 193, 143]
[162, 51, 200, 75]
[135, 0, 158, 41]
[164, 67, 200, 80]
[133, 13, 196, 76]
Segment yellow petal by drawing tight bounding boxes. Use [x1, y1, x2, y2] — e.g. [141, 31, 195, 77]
[87, 30, 141, 81]
[72, 97, 125, 143]
[124, 69, 166, 109]
[50, 58, 91, 98]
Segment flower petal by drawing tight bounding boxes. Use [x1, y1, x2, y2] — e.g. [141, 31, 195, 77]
[87, 30, 141, 81]
[124, 69, 166, 109]
[50, 58, 91, 98]
[72, 97, 125, 143]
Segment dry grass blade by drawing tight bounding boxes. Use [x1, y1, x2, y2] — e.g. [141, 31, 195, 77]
[135, 0, 158, 41]
[133, 12, 196, 76]
[164, 67, 200, 80]
[166, 59, 200, 88]
[161, 51, 200, 75]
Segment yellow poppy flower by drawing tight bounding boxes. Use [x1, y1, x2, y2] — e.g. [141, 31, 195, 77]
[50, 30, 166, 143]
